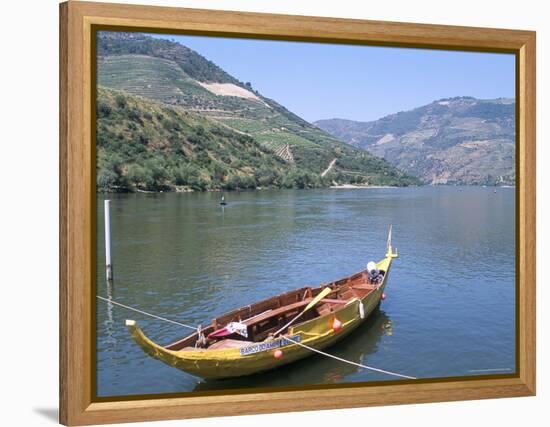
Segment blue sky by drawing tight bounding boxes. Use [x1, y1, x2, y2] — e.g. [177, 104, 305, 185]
[151, 34, 515, 122]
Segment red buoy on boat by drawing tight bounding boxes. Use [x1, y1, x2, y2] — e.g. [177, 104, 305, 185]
[381, 293, 387, 301]
[274, 349, 284, 359]
[332, 318, 342, 333]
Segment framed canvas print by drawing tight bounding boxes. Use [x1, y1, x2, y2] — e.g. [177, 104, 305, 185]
[59, 1, 536, 425]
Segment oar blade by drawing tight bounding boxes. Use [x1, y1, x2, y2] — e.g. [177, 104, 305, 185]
[305, 287, 332, 311]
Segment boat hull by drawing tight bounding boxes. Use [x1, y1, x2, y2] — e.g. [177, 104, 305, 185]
[126, 256, 393, 379]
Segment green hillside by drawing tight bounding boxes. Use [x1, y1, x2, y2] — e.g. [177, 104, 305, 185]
[96, 32, 421, 191]
[97, 88, 288, 192]
[97, 32, 239, 84]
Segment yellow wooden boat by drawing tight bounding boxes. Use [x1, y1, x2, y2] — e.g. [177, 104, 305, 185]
[126, 234, 398, 379]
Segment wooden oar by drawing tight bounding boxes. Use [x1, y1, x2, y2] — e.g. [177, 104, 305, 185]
[273, 287, 332, 337]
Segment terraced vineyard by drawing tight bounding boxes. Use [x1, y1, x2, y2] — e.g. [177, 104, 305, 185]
[98, 55, 205, 101]
[261, 142, 295, 163]
[96, 31, 421, 191]
[98, 54, 261, 112]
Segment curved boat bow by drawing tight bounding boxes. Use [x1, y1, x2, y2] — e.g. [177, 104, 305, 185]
[126, 231, 398, 379]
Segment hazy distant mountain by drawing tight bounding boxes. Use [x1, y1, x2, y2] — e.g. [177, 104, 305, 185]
[96, 32, 420, 192]
[315, 97, 515, 185]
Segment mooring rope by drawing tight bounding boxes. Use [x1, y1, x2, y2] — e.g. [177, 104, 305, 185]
[96, 295, 416, 380]
[96, 295, 197, 330]
[282, 336, 417, 380]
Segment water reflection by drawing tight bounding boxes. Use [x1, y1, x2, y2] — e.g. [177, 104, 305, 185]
[96, 187, 516, 396]
[103, 280, 117, 348]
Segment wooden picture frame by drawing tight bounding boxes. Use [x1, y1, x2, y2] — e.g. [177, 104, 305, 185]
[59, 1, 536, 425]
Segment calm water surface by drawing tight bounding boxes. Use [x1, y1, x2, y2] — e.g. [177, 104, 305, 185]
[96, 186, 516, 396]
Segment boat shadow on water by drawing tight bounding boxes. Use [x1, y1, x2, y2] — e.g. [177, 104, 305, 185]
[192, 306, 391, 392]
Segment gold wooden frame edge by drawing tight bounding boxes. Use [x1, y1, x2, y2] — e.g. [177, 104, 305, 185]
[59, 1, 536, 425]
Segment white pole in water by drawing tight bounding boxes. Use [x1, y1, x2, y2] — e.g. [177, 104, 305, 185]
[104, 199, 113, 281]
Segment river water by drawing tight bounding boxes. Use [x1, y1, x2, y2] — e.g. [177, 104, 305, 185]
[96, 186, 516, 397]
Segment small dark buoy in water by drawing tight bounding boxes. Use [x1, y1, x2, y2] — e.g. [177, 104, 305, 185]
[220, 195, 227, 206]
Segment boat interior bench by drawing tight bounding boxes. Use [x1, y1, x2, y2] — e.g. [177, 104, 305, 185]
[204, 281, 377, 343]
[242, 294, 357, 327]
[351, 284, 378, 291]
[240, 290, 362, 341]
[243, 299, 312, 326]
[167, 269, 385, 351]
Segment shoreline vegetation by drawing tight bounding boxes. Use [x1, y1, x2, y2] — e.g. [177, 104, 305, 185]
[96, 88, 421, 193]
[118, 184, 402, 193]
[102, 183, 515, 194]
